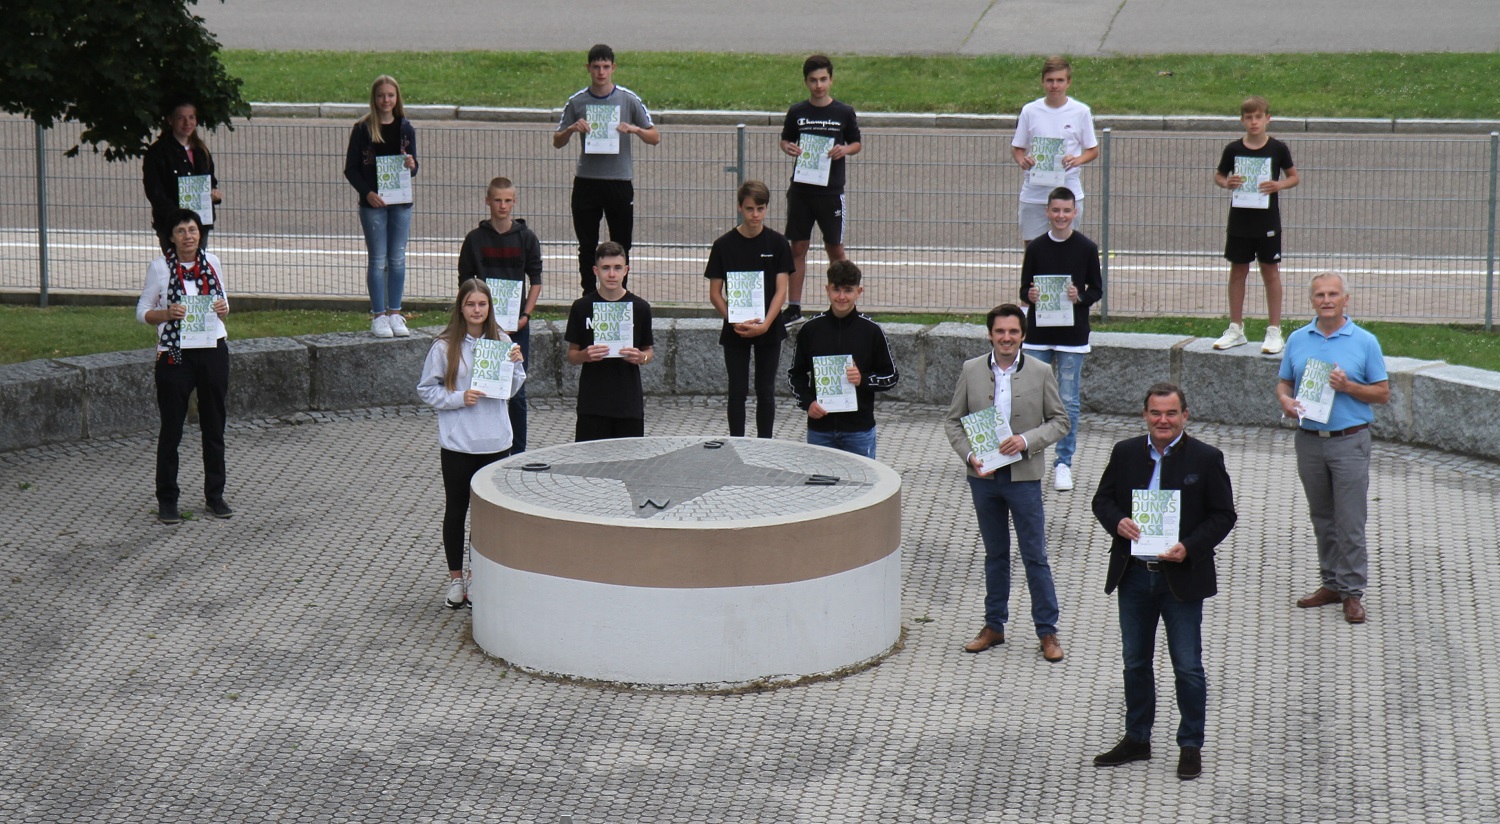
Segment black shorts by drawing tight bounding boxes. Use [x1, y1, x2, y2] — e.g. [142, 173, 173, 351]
[785, 186, 846, 245]
[1225, 233, 1282, 265]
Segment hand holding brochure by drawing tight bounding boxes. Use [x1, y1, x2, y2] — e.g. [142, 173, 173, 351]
[1029, 136, 1067, 187]
[1295, 357, 1337, 424]
[1131, 489, 1181, 558]
[485, 278, 525, 332]
[813, 355, 858, 413]
[725, 271, 765, 324]
[1033, 275, 1074, 327]
[961, 406, 1021, 475]
[592, 301, 634, 358]
[178, 295, 218, 349]
[584, 104, 621, 155]
[1231, 156, 1271, 209]
[792, 135, 835, 187]
[469, 338, 516, 399]
[376, 155, 413, 205]
[177, 175, 214, 226]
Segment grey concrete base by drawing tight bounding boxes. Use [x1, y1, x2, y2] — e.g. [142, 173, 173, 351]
[4, 323, 1499, 463]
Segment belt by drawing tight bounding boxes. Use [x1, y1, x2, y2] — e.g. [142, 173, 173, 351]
[1300, 423, 1369, 438]
[1131, 557, 1163, 572]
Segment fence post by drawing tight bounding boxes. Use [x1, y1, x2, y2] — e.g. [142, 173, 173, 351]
[1098, 127, 1111, 322]
[34, 120, 49, 308]
[1486, 131, 1497, 332]
[726, 123, 747, 224]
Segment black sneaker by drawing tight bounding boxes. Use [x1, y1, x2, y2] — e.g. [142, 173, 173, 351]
[782, 304, 804, 329]
[1093, 737, 1151, 767]
[1177, 746, 1202, 780]
[205, 499, 234, 519]
[157, 503, 182, 525]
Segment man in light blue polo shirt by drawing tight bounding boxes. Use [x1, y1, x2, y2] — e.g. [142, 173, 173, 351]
[1275, 272, 1389, 624]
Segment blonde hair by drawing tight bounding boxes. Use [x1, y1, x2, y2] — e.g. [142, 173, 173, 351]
[363, 75, 406, 143]
[439, 279, 504, 391]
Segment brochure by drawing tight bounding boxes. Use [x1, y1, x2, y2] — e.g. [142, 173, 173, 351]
[177, 174, 214, 226]
[792, 135, 835, 187]
[470, 338, 516, 399]
[592, 301, 634, 358]
[178, 295, 217, 349]
[1231, 156, 1271, 209]
[584, 104, 621, 155]
[485, 278, 525, 332]
[1131, 489, 1181, 558]
[1295, 357, 1337, 424]
[1029, 136, 1067, 188]
[961, 406, 1021, 475]
[813, 355, 858, 413]
[375, 155, 412, 205]
[725, 271, 765, 324]
[1033, 275, 1074, 327]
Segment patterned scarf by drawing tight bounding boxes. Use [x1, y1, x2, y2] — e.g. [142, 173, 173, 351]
[159, 245, 223, 364]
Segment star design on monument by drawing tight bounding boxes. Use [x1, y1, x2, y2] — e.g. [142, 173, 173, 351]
[542, 440, 857, 518]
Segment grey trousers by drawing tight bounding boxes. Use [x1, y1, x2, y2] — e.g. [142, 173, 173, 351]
[1294, 428, 1372, 598]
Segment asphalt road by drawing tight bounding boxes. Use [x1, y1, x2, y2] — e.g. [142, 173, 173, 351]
[198, 0, 1500, 54]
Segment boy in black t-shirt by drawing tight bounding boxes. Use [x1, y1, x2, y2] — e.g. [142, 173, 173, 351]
[779, 54, 862, 328]
[1213, 96, 1300, 355]
[705, 180, 793, 439]
[564, 241, 655, 441]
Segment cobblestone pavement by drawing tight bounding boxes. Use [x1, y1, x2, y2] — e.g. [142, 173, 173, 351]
[3, 397, 1497, 823]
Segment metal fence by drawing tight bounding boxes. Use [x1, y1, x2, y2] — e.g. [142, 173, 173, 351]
[3, 115, 1496, 326]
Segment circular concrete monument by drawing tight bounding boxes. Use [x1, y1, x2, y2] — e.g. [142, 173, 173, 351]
[468, 437, 902, 690]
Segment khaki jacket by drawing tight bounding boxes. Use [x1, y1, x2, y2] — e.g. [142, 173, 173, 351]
[943, 351, 1070, 482]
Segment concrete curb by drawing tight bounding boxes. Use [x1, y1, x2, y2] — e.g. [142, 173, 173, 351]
[3, 326, 1497, 462]
[246, 102, 1500, 135]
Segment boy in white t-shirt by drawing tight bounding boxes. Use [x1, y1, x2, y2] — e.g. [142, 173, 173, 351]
[1011, 56, 1099, 244]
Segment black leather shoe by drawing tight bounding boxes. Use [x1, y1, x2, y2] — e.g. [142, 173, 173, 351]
[1094, 737, 1151, 766]
[1177, 746, 1202, 780]
[205, 498, 234, 519]
[157, 503, 182, 525]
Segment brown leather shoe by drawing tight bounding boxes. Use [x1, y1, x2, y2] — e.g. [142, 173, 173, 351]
[1040, 633, 1064, 662]
[1297, 586, 1342, 608]
[963, 626, 1005, 653]
[1342, 596, 1366, 624]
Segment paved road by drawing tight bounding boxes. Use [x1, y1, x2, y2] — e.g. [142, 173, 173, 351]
[3, 396, 1497, 821]
[199, 0, 1500, 54]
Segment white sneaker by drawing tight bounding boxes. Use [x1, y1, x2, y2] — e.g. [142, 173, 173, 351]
[387, 313, 410, 337]
[1212, 322, 1248, 350]
[371, 314, 393, 338]
[1053, 464, 1074, 491]
[1261, 325, 1284, 355]
[444, 577, 468, 609]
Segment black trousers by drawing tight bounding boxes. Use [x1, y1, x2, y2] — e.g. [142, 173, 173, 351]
[574, 414, 645, 443]
[154, 339, 229, 505]
[439, 448, 509, 572]
[571, 177, 634, 294]
[724, 338, 782, 438]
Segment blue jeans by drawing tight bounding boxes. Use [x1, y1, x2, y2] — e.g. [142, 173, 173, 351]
[509, 323, 531, 453]
[1024, 348, 1083, 467]
[966, 472, 1058, 637]
[358, 203, 412, 314]
[1118, 565, 1207, 747]
[807, 426, 876, 459]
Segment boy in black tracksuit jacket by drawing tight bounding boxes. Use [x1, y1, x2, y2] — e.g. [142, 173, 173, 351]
[787, 260, 898, 459]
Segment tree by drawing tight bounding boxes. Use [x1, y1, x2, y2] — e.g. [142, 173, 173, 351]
[0, 0, 249, 160]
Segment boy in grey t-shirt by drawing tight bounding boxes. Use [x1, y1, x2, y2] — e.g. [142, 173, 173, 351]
[554, 43, 660, 295]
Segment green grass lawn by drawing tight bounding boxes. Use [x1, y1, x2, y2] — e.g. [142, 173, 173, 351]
[224, 50, 1500, 119]
[5, 305, 1495, 372]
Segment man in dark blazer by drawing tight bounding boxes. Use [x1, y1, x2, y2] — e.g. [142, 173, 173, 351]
[944, 304, 1071, 662]
[1090, 382, 1237, 780]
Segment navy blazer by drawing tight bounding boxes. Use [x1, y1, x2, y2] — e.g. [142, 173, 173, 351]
[1091, 433, 1237, 601]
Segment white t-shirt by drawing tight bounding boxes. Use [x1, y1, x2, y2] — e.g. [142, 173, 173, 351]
[1011, 96, 1098, 204]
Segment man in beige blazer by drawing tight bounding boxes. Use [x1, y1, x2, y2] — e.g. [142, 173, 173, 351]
[944, 304, 1071, 661]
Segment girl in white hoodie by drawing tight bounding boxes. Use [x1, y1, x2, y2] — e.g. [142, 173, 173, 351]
[417, 279, 525, 608]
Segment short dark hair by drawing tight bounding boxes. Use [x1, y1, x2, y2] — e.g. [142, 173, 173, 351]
[986, 303, 1027, 332]
[486, 176, 515, 195]
[595, 240, 627, 262]
[1143, 382, 1188, 411]
[737, 179, 770, 206]
[803, 54, 833, 78]
[1047, 187, 1076, 206]
[587, 44, 615, 64]
[827, 259, 861, 287]
[170, 209, 205, 235]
